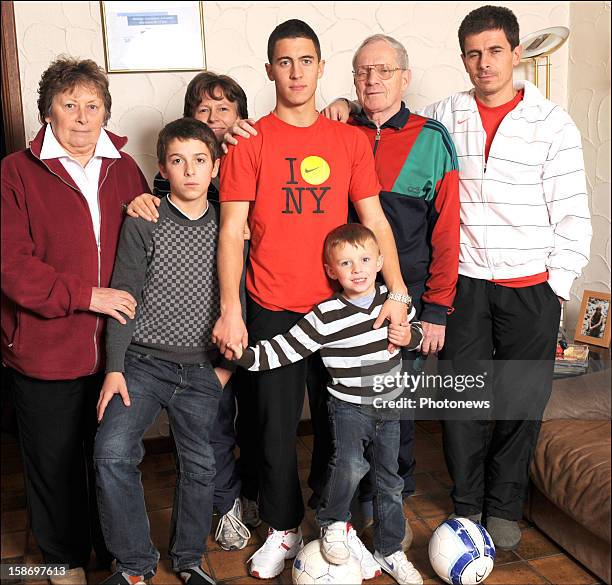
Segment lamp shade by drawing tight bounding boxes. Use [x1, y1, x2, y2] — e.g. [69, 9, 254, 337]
[520, 26, 570, 59]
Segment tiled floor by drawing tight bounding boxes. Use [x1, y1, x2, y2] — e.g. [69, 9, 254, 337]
[1, 421, 601, 585]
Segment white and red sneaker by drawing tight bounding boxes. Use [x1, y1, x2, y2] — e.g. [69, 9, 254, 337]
[249, 527, 303, 579]
[347, 526, 382, 579]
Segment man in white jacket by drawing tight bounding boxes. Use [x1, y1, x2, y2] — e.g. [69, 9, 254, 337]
[420, 5, 591, 550]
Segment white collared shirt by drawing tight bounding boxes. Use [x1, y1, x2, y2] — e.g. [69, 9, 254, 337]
[39, 125, 121, 247]
[167, 194, 209, 221]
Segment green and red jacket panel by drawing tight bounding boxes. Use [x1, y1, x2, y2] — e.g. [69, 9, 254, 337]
[349, 104, 460, 325]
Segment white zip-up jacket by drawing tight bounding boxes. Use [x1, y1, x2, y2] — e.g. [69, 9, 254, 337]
[421, 80, 592, 300]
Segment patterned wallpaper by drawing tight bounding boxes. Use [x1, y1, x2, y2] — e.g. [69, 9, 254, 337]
[566, 1, 611, 335]
[14, 1, 571, 176]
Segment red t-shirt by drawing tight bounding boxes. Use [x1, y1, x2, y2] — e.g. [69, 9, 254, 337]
[220, 113, 381, 313]
[476, 89, 524, 162]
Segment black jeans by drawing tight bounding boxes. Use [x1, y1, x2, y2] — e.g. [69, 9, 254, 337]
[439, 276, 561, 520]
[246, 296, 331, 530]
[11, 369, 110, 569]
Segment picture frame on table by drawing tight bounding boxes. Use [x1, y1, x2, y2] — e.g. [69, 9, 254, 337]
[100, 1, 206, 73]
[574, 290, 611, 348]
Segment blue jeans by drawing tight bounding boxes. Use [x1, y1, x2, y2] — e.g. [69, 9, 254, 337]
[210, 377, 241, 515]
[316, 397, 405, 556]
[94, 352, 221, 575]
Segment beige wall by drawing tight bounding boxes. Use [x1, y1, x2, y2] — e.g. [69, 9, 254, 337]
[566, 1, 611, 335]
[14, 1, 570, 180]
[12, 1, 609, 327]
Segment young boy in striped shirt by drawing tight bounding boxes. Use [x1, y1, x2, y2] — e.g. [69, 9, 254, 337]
[229, 224, 424, 585]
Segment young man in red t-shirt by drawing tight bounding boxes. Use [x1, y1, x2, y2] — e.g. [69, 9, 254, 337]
[212, 19, 410, 580]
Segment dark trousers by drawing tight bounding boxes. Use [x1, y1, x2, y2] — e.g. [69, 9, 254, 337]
[246, 296, 331, 530]
[439, 276, 561, 520]
[209, 368, 259, 515]
[11, 369, 110, 569]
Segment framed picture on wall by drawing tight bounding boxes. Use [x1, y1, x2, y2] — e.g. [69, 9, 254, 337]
[574, 290, 611, 348]
[100, 1, 206, 73]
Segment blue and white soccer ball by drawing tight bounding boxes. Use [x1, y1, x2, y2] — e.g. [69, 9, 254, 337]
[428, 518, 495, 585]
[292, 539, 362, 584]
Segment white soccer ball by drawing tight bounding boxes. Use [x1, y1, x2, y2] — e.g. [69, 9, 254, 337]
[428, 518, 495, 585]
[292, 539, 363, 584]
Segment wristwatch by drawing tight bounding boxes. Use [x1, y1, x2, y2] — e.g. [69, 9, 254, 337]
[388, 291, 413, 309]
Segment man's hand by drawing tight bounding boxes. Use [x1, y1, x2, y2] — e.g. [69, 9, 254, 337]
[221, 118, 258, 153]
[89, 287, 137, 324]
[421, 321, 446, 355]
[214, 367, 232, 388]
[212, 309, 248, 360]
[374, 299, 408, 352]
[388, 320, 412, 348]
[97, 372, 130, 421]
[321, 98, 351, 123]
[127, 193, 161, 222]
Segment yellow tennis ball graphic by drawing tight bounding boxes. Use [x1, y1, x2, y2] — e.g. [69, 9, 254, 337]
[300, 156, 331, 185]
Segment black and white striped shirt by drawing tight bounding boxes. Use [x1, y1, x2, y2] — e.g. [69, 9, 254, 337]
[236, 284, 423, 404]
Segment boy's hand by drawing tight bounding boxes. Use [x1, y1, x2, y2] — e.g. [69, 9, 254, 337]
[212, 309, 248, 359]
[221, 119, 258, 153]
[226, 343, 244, 361]
[388, 320, 412, 348]
[97, 372, 131, 422]
[375, 298, 408, 352]
[127, 193, 161, 222]
[214, 367, 232, 389]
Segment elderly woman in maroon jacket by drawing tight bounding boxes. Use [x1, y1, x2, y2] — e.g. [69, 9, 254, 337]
[1, 57, 149, 585]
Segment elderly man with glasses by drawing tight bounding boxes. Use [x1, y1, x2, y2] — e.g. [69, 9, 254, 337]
[323, 34, 461, 547]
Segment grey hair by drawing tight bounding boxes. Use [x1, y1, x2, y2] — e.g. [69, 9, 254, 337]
[352, 34, 410, 70]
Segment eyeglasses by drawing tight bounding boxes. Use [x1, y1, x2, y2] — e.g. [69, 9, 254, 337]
[352, 64, 404, 80]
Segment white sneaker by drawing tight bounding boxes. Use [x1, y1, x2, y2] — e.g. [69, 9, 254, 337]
[215, 497, 251, 550]
[347, 526, 382, 580]
[249, 527, 303, 579]
[241, 496, 262, 528]
[321, 521, 351, 564]
[373, 550, 423, 585]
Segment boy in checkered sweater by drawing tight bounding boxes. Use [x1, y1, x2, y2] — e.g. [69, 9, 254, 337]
[94, 118, 227, 585]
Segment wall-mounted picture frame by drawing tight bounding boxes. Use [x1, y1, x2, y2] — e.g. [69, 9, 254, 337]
[574, 290, 611, 348]
[100, 1, 206, 73]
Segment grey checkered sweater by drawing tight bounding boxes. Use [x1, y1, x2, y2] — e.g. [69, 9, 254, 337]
[235, 284, 423, 404]
[106, 197, 220, 372]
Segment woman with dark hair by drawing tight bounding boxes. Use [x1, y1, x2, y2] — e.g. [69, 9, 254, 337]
[152, 71, 249, 200]
[1, 56, 149, 585]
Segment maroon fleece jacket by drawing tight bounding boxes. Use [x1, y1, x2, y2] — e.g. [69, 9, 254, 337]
[1, 125, 150, 380]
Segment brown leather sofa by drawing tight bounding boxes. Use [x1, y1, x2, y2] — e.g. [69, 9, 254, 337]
[528, 367, 611, 584]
